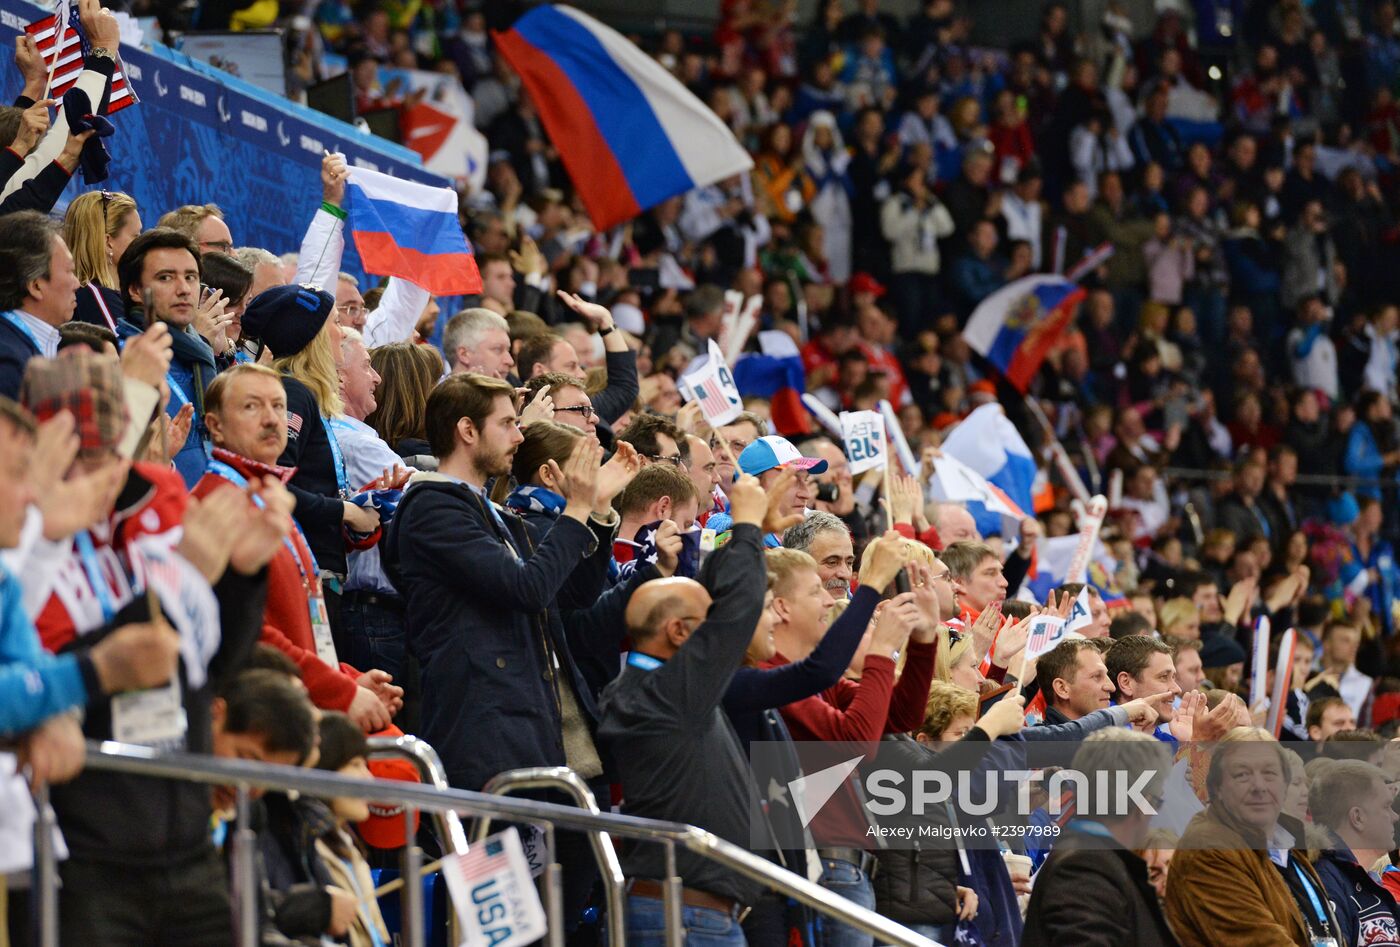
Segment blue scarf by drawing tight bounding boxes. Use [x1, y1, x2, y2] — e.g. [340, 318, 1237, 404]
[504, 484, 567, 516]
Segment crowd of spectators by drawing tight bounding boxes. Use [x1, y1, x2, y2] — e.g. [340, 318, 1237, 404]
[8, 0, 1400, 946]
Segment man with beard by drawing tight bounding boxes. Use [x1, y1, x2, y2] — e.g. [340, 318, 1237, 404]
[382, 372, 603, 794]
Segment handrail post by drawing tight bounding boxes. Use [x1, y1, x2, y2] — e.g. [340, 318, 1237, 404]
[542, 823, 564, 947]
[232, 785, 257, 947]
[662, 840, 683, 947]
[402, 806, 424, 947]
[33, 780, 58, 947]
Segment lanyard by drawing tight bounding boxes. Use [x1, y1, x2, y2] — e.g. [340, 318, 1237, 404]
[338, 856, 386, 947]
[1, 310, 43, 354]
[626, 651, 664, 672]
[86, 283, 117, 333]
[74, 529, 117, 623]
[1289, 857, 1331, 937]
[206, 460, 319, 590]
[323, 417, 350, 497]
[167, 370, 192, 409]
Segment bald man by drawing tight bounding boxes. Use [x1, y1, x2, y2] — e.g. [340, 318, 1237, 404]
[597, 474, 774, 945]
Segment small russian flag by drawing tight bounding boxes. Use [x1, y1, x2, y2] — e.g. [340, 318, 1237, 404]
[345, 167, 482, 297]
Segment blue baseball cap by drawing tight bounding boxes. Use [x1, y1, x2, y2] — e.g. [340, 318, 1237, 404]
[737, 435, 829, 477]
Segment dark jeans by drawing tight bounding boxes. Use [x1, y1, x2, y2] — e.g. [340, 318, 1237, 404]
[338, 592, 407, 681]
[623, 894, 747, 947]
[340, 591, 419, 733]
[813, 858, 876, 947]
[58, 851, 232, 947]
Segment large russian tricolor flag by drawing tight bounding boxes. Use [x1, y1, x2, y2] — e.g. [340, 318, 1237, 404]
[345, 167, 482, 296]
[963, 275, 1084, 392]
[494, 5, 753, 230]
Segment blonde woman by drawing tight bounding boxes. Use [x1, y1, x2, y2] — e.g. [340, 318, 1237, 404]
[62, 189, 141, 333]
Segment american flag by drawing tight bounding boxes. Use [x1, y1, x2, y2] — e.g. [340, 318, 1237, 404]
[451, 836, 505, 882]
[27, 1, 136, 114]
[285, 412, 303, 436]
[692, 378, 730, 421]
[1024, 615, 1068, 660]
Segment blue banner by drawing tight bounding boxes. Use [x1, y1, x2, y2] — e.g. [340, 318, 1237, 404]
[0, 0, 450, 290]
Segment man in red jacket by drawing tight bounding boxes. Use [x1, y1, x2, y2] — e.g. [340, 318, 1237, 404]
[761, 547, 937, 947]
[196, 362, 401, 730]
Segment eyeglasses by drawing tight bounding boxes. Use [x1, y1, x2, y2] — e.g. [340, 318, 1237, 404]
[201, 239, 234, 253]
[648, 453, 685, 467]
[556, 404, 597, 419]
[337, 304, 366, 318]
[100, 190, 113, 230]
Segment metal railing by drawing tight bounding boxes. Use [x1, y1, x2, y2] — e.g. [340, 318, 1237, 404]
[33, 741, 941, 947]
[475, 767, 627, 947]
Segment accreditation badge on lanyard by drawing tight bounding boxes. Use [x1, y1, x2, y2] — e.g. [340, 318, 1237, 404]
[310, 590, 338, 667]
[111, 677, 187, 747]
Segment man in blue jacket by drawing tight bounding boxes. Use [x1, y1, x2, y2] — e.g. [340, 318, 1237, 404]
[1310, 759, 1400, 946]
[0, 211, 79, 400]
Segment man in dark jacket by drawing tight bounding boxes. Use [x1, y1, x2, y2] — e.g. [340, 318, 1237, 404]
[596, 473, 782, 946]
[383, 372, 608, 793]
[1310, 759, 1400, 946]
[1022, 730, 1179, 947]
[0, 211, 78, 399]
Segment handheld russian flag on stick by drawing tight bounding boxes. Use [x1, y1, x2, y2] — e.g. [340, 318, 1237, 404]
[494, 5, 753, 230]
[345, 167, 481, 296]
[962, 275, 1085, 392]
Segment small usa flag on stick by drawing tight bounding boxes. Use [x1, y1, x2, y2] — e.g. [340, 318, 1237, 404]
[27, 0, 136, 113]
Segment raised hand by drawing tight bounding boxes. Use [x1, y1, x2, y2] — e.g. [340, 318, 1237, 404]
[907, 560, 942, 632]
[40, 455, 128, 542]
[519, 386, 555, 425]
[55, 128, 97, 172]
[510, 236, 546, 279]
[991, 614, 1033, 667]
[675, 401, 705, 436]
[551, 436, 602, 519]
[321, 151, 349, 207]
[968, 601, 1003, 662]
[870, 592, 921, 659]
[1120, 691, 1178, 731]
[177, 486, 244, 581]
[79, 0, 121, 50]
[761, 468, 806, 535]
[193, 288, 233, 353]
[13, 98, 52, 155]
[653, 519, 683, 577]
[727, 474, 767, 527]
[595, 441, 642, 510]
[886, 472, 921, 526]
[555, 289, 616, 332]
[15, 35, 46, 96]
[162, 403, 194, 463]
[977, 693, 1027, 739]
[1169, 690, 1206, 741]
[857, 530, 912, 593]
